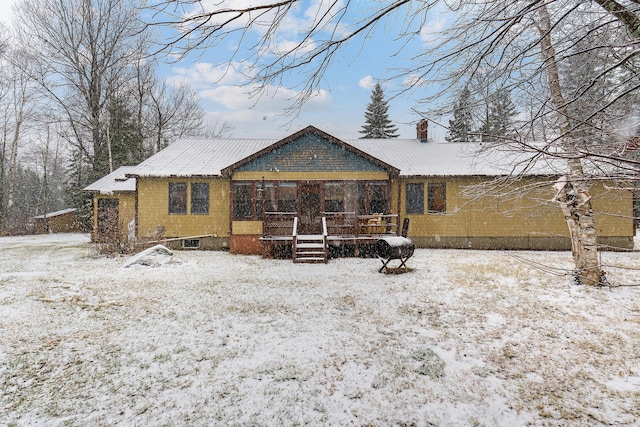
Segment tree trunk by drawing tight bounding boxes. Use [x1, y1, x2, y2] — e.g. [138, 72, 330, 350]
[538, 6, 605, 286]
[4, 102, 24, 232]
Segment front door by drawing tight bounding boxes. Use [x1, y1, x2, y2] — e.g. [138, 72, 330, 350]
[299, 182, 322, 234]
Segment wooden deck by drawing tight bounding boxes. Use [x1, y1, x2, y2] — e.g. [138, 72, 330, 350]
[260, 212, 399, 258]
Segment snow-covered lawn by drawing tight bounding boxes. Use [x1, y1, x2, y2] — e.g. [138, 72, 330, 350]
[1, 234, 639, 426]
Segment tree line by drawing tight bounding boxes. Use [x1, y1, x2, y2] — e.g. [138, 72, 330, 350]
[0, 0, 230, 235]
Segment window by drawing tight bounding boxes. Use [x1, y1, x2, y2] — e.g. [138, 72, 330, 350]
[169, 183, 187, 214]
[183, 239, 200, 249]
[278, 182, 297, 213]
[233, 182, 253, 219]
[369, 182, 389, 214]
[347, 182, 390, 215]
[324, 182, 344, 212]
[406, 183, 424, 214]
[191, 183, 209, 214]
[428, 183, 446, 213]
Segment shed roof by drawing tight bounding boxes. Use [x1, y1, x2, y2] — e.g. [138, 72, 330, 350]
[83, 166, 137, 193]
[34, 208, 77, 219]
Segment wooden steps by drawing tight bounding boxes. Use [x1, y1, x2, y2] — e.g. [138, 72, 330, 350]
[293, 234, 327, 263]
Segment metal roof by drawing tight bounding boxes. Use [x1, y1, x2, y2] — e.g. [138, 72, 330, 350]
[127, 139, 274, 178]
[83, 166, 137, 193]
[346, 139, 564, 176]
[126, 136, 562, 179]
[34, 208, 77, 219]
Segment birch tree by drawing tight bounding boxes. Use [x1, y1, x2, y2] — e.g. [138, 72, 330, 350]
[149, 0, 640, 285]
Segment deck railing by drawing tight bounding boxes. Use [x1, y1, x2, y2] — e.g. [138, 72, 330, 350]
[261, 211, 400, 259]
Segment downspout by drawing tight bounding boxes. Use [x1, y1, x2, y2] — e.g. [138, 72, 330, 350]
[396, 178, 402, 236]
[229, 179, 233, 247]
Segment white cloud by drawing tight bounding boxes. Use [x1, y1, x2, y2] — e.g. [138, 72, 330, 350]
[273, 38, 317, 56]
[420, 17, 447, 46]
[402, 73, 428, 88]
[166, 58, 334, 138]
[166, 62, 248, 89]
[200, 83, 331, 112]
[180, 0, 346, 62]
[358, 75, 376, 89]
[200, 85, 335, 139]
[0, 0, 15, 25]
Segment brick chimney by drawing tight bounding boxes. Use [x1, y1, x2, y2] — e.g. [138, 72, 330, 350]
[416, 119, 429, 142]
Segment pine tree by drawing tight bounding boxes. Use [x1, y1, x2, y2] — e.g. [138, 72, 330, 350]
[446, 86, 474, 142]
[359, 83, 399, 139]
[478, 88, 517, 141]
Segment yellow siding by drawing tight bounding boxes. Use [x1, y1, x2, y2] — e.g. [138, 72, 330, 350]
[132, 175, 632, 246]
[232, 171, 389, 181]
[591, 182, 635, 237]
[119, 193, 136, 233]
[136, 178, 230, 238]
[232, 221, 263, 235]
[396, 177, 633, 239]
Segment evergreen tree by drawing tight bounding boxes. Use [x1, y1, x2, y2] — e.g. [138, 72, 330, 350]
[359, 83, 399, 139]
[446, 86, 474, 142]
[104, 95, 146, 169]
[478, 88, 517, 141]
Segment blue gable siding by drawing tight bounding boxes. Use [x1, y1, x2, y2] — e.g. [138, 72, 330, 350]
[236, 133, 385, 172]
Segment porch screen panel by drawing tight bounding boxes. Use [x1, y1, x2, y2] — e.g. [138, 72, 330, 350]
[324, 182, 344, 212]
[191, 183, 210, 214]
[369, 182, 389, 214]
[357, 182, 367, 215]
[257, 182, 276, 217]
[278, 182, 297, 212]
[344, 182, 359, 214]
[169, 183, 187, 214]
[233, 182, 253, 218]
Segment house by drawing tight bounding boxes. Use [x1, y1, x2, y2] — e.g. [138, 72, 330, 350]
[83, 122, 635, 259]
[34, 208, 82, 234]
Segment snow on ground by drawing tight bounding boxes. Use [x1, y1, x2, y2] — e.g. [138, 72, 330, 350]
[1, 234, 639, 426]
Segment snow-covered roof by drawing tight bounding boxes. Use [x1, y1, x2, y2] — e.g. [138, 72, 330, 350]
[83, 166, 137, 193]
[34, 208, 77, 219]
[346, 139, 564, 176]
[128, 139, 274, 178]
[124, 129, 564, 179]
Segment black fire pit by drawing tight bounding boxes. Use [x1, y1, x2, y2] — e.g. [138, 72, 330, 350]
[375, 236, 414, 273]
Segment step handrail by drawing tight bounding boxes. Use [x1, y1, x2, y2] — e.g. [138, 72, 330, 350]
[321, 217, 328, 262]
[292, 217, 299, 262]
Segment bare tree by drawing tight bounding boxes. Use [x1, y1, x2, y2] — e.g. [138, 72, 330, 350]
[148, 80, 205, 151]
[149, 1, 640, 285]
[0, 44, 40, 233]
[14, 0, 148, 182]
[0, 23, 10, 233]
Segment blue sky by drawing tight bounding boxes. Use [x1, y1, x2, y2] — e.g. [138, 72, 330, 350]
[1, 0, 449, 141]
